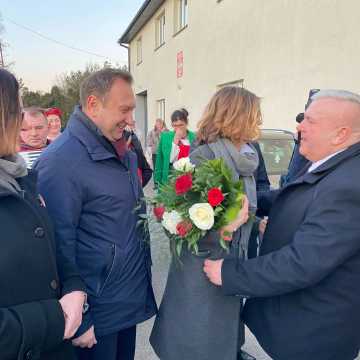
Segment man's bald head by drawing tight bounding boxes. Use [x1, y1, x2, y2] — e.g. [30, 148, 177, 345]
[298, 90, 360, 162]
[311, 90, 360, 132]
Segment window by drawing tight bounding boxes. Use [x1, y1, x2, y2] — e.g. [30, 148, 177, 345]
[174, 0, 188, 34]
[258, 132, 295, 177]
[155, 12, 165, 48]
[136, 37, 142, 64]
[157, 99, 165, 121]
[217, 79, 244, 89]
[180, 0, 188, 29]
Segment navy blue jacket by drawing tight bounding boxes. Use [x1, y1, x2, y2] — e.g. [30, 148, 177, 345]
[281, 142, 309, 186]
[222, 142, 360, 360]
[34, 107, 157, 337]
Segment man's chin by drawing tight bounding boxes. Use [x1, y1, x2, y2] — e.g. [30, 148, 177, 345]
[29, 143, 43, 149]
[112, 132, 124, 142]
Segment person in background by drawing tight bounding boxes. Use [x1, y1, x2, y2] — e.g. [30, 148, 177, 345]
[34, 68, 157, 360]
[0, 67, 86, 360]
[146, 118, 168, 170]
[45, 107, 63, 142]
[154, 108, 196, 185]
[19, 107, 50, 168]
[124, 124, 153, 187]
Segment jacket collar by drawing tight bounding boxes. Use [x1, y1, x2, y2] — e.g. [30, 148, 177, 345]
[288, 141, 360, 186]
[66, 106, 118, 162]
[0, 170, 37, 199]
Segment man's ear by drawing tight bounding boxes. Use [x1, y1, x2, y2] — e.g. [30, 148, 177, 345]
[333, 126, 352, 146]
[86, 95, 101, 118]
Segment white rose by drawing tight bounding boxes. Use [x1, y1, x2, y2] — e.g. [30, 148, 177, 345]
[189, 203, 214, 231]
[162, 210, 183, 234]
[173, 157, 195, 172]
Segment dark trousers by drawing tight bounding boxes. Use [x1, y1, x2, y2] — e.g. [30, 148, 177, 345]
[76, 326, 136, 360]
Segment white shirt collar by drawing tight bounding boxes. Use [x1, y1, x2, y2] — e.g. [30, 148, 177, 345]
[308, 149, 345, 173]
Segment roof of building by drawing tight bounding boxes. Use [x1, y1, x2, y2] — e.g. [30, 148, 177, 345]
[118, 0, 166, 44]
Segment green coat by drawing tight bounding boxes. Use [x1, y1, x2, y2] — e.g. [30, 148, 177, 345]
[154, 130, 196, 184]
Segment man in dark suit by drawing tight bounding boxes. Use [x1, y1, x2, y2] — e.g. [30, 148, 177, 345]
[204, 90, 360, 360]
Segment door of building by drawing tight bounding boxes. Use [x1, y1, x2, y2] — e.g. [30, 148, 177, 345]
[135, 90, 148, 147]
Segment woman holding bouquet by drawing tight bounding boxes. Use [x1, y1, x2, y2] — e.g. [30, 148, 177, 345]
[150, 86, 262, 360]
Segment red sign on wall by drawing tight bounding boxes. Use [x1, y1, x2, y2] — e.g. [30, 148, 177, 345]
[177, 51, 183, 78]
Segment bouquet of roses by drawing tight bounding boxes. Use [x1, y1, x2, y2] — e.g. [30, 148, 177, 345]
[153, 157, 245, 257]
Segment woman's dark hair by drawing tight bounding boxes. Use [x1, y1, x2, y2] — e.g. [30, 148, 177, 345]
[0, 68, 22, 156]
[171, 108, 189, 124]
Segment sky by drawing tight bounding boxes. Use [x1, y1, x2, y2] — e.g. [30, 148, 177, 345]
[0, 0, 144, 91]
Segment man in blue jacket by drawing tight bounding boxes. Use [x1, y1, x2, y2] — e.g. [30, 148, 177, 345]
[204, 90, 360, 360]
[35, 68, 157, 360]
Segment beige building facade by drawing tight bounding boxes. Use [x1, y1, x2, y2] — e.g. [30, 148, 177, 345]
[119, 0, 360, 140]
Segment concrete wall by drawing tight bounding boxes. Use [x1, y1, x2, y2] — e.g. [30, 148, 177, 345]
[128, 0, 360, 136]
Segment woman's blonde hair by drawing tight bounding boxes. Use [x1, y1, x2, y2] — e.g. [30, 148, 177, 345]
[155, 118, 167, 130]
[196, 86, 262, 145]
[0, 69, 22, 157]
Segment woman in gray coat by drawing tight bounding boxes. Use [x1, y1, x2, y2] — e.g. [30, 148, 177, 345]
[150, 86, 262, 360]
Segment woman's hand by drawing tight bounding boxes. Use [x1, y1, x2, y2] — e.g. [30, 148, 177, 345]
[59, 291, 86, 339]
[174, 128, 187, 144]
[220, 196, 249, 241]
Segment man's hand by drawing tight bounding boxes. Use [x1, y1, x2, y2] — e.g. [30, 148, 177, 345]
[259, 217, 268, 235]
[59, 291, 86, 339]
[72, 326, 97, 348]
[203, 259, 224, 286]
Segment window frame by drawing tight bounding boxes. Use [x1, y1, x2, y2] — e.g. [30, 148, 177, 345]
[174, 0, 188, 35]
[155, 11, 166, 49]
[157, 99, 166, 121]
[136, 37, 142, 65]
[217, 79, 244, 89]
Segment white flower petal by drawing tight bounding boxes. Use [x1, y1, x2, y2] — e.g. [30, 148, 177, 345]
[173, 157, 195, 172]
[162, 210, 183, 234]
[188, 203, 214, 230]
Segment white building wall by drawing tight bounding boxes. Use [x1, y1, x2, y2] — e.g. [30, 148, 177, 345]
[128, 0, 360, 136]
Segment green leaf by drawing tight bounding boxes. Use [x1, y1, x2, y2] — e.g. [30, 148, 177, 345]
[219, 238, 229, 251]
[176, 241, 183, 258]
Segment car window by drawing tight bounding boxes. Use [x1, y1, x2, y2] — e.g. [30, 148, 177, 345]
[259, 138, 295, 176]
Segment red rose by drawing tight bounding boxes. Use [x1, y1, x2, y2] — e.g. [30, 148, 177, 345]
[207, 188, 224, 207]
[176, 221, 193, 237]
[153, 206, 165, 221]
[175, 174, 193, 195]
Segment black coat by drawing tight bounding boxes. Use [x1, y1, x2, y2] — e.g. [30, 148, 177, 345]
[222, 142, 360, 360]
[0, 171, 82, 360]
[252, 142, 270, 193]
